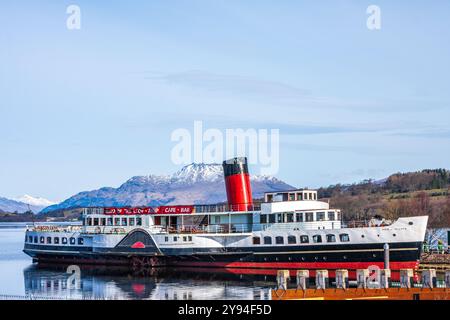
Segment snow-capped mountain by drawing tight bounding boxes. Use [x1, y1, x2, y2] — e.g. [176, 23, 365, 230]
[0, 196, 49, 214]
[0, 195, 56, 214]
[171, 163, 223, 183]
[41, 163, 295, 213]
[14, 195, 56, 208]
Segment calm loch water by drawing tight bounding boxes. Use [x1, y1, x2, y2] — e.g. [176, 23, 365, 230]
[0, 223, 271, 300]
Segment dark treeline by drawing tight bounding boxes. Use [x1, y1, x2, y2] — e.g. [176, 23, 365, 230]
[318, 169, 450, 228]
[318, 169, 450, 197]
[0, 212, 46, 222]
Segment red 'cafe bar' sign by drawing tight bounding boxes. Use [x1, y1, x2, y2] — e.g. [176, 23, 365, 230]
[155, 206, 194, 214]
[103, 206, 194, 215]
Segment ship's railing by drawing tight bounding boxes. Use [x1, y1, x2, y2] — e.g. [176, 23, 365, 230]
[82, 225, 166, 235]
[256, 223, 303, 232]
[254, 221, 343, 232]
[26, 225, 83, 233]
[158, 223, 253, 234]
[193, 204, 261, 213]
[82, 204, 261, 216]
[342, 220, 393, 228]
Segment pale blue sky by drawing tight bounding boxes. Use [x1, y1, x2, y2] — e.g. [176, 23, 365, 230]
[1, 1, 450, 202]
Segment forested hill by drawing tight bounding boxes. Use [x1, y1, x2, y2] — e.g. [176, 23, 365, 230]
[318, 169, 450, 228]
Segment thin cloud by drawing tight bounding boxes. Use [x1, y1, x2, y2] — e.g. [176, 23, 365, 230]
[282, 142, 422, 157]
[390, 130, 450, 139]
[143, 70, 331, 105]
[142, 70, 446, 113]
[145, 70, 310, 96]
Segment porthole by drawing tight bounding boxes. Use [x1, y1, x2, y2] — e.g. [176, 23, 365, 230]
[323, 256, 327, 261]
[301, 257, 305, 261]
[408, 222, 414, 225]
[314, 256, 318, 260]
[361, 235, 365, 238]
[393, 234, 397, 237]
[343, 255, 347, 260]
[373, 254, 377, 258]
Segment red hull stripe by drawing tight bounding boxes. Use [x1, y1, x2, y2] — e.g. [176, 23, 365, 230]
[169, 261, 419, 281]
[171, 261, 419, 270]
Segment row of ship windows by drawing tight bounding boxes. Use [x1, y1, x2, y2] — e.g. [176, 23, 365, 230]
[86, 217, 142, 227]
[252, 233, 350, 245]
[266, 192, 317, 202]
[164, 236, 193, 242]
[260, 211, 341, 224]
[26, 235, 84, 246]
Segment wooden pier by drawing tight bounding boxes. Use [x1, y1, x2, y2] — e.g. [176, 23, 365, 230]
[272, 268, 450, 300]
[273, 287, 450, 300]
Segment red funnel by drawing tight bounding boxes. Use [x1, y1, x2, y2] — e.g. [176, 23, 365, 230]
[222, 157, 253, 211]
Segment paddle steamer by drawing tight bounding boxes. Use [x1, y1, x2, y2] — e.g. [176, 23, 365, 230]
[23, 157, 428, 277]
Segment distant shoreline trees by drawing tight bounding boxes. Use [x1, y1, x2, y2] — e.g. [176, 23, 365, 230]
[319, 169, 450, 228]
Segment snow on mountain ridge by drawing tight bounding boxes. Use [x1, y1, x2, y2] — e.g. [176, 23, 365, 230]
[124, 163, 282, 185]
[14, 195, 56, 207]
[126, 174, 171, 185]
[0, 196, 46, 213]
[119, 163, 284, 190]
[172, 163, 223, 183]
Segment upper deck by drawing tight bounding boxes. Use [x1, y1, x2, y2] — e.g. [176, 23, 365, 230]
[74, 189, 342, 234]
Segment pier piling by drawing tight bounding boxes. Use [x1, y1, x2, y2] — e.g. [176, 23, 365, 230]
[276, 270, 290, 291]
[421, 269, 437, 289]
[335, 269, 349, 289]
[296, 270, 309, 290]
[356, 269, 370, 288]
[315, 270, 329, 290]
[445, 270, 450, 288]
[379, 269, 391, 289]
[400, 269, 414, 288]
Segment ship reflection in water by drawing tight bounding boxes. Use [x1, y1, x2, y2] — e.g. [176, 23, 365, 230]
[23, 265, 272, 300]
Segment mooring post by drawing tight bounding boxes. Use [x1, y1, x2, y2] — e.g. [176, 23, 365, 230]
[421, 269, 437, 289]
[445, 270, 450, 288]
[296, 270, 309, 290]
[315, 270, 329, 290]
[276, 270, 290, 291]
[400, 269, 414, 288]
[379, 269, 391, 289]
[335, 269, 349, 289]
[384, 243, 390, 270]
[356, 269, 369, 288]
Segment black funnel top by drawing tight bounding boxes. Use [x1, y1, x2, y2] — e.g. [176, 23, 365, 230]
[222, 157, 249, 177]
